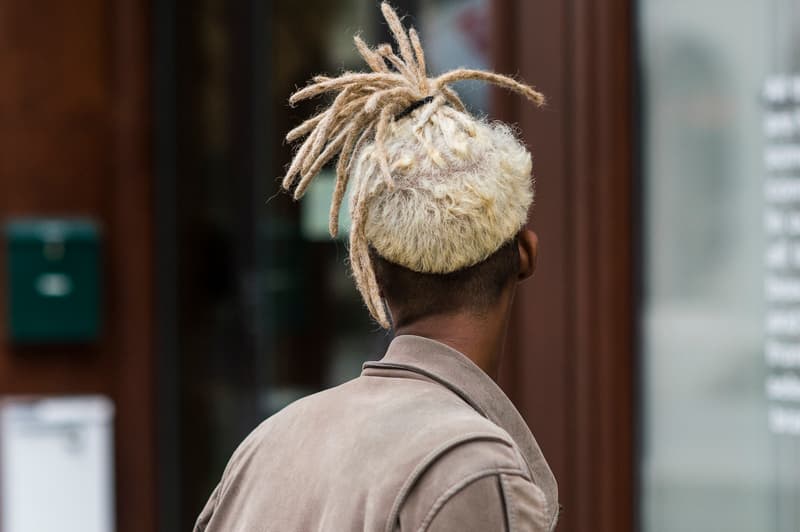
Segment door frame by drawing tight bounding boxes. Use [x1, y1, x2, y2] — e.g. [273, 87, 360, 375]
[493, 1, 636, 531]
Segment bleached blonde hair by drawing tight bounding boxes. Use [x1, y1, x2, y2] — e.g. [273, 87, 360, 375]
[282, 2, 544, 328]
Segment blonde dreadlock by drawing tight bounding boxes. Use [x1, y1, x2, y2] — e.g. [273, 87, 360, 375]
[282, 2, 545, 328]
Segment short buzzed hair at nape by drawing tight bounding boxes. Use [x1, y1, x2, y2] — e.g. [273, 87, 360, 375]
[370, 236, 521, 327]
[281, 2, 543, 329]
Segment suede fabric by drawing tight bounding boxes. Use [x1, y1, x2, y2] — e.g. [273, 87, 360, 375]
[194, 335, 558, 531]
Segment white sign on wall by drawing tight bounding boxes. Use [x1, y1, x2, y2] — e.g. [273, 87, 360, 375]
[0, 396, 115, 532]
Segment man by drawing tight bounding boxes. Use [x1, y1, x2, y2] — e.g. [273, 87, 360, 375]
[195, 3, 558, 530]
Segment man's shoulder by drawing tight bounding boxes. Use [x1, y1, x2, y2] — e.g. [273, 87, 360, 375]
[227, 371, 516, 480]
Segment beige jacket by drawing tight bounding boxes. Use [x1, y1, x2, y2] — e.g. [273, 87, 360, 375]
[194, 335, 558, 531]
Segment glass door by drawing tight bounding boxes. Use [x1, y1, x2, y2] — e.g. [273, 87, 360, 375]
[639, 0, 800, 530]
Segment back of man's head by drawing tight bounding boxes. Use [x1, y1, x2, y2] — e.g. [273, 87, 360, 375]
[282, 2, 543, 328]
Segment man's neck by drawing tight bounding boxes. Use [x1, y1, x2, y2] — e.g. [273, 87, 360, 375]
[393, 307, 511, 380]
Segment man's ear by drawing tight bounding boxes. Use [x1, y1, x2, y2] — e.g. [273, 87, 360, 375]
[517, 228, 538, 281]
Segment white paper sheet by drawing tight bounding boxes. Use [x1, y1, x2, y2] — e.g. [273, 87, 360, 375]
[0, 396, 114, 532]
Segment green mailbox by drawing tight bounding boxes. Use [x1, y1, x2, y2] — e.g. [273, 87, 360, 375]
[5, 219, 101, 343]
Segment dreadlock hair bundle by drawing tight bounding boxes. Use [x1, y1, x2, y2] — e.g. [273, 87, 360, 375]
[282, 2, 545, 329]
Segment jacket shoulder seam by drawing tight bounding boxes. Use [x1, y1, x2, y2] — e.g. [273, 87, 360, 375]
[384, 432, 515, 532]
[417, 468, 527, 532]
[499, 473, 516, 532]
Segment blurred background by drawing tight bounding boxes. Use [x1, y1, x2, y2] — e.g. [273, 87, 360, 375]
[0, 0, 796, 531]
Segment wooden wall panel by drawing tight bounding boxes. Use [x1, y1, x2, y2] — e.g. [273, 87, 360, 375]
[110, 0, 156, 530]
[0, 1, 112, 386]
[0, 1, 110, 215]
[0, 1, 156, 531]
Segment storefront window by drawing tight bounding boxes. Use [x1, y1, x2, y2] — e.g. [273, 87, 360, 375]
[169, 0, 491, 527]
[639, 0, 798, 530]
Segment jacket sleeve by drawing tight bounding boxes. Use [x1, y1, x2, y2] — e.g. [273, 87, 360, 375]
[424, 472, 550, 532]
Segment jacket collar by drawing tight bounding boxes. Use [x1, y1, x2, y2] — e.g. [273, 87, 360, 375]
[362, 334, 558, 527]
